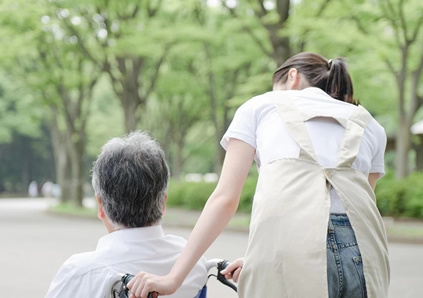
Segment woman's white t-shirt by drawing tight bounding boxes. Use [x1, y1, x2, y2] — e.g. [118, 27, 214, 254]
[221, 87, 387, 213]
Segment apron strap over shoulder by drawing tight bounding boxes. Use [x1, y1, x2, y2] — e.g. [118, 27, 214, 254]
[271, 92, 373, 168]
[271, 94, 318, 163]
[337, 105, 373, 168]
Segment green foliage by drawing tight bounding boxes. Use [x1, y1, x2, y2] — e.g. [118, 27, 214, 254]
[376, 172, 423, 218]
[167, 172, 423, 219]
[167, 177, 257, 212]
[0, 0, 422, 197]
[85, 76, 125, 157]
[0, 73, 44, 143]
[0, 128, 55, 192]
[238, 176, 258, 212]
[167, 180, 216, 209]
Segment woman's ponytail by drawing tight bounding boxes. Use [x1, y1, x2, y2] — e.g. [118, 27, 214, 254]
[325, 58, 355, 104]
[273, 52, 357, 105]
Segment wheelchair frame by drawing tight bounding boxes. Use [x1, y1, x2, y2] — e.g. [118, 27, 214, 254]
[110, 259, 237, 298]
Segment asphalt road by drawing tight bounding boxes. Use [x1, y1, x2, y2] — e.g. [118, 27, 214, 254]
[0, 199, 422, 297]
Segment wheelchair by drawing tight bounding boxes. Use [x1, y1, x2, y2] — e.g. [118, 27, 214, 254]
[110, 259, 237, 298]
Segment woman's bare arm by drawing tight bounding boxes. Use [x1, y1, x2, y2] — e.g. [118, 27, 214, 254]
[368, 173, 379, 190]
[128, 139, 255, 298]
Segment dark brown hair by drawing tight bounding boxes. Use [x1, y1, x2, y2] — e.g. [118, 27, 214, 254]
[273, 52, 357, 105]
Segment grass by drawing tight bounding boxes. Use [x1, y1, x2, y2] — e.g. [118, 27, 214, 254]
[227, 215, 250, 229]
[0, 193, 29, 198]
[48, 203, 97, 218]
[387, 226, 423, 238]
[47, 203, 423, 242]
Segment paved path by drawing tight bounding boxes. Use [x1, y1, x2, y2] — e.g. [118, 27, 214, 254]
[0, 199, 422, 297]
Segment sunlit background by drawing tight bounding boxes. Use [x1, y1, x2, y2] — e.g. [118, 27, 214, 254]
[0, 0, 422, 297]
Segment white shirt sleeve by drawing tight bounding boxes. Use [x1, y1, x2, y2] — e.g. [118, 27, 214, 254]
[221, 99, 257, 150]
[46, 258, 85, 298]
[370, 125, 387, 178]
[46, 261, 115, 298]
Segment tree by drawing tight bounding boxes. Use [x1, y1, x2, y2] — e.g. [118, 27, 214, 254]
[57, 0, 175, 132]
[36, 30, 101, 206]
[202, 41, 253, 173]
[379, 0, 423, 178]
[0, 73, 53, 193]
[276, 0, 423, 177]
[0, 0, 102, 205]
[141, 46, 208, 179]
[221, 0, 332, 65]
[341, 0, 423, 178]
[191, 3, 267, 172]
[222, 0, 291, 65]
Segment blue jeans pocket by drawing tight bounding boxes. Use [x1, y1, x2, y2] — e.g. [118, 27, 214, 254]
[353, 256, 367, 298]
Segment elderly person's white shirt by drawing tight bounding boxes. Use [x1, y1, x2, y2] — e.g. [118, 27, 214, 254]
[46, 225, 208, 298]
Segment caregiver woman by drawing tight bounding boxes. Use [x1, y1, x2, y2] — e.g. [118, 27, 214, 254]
[128, 52, 390, 298]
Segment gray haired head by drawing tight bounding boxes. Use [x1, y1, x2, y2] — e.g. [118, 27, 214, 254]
[92, 131, 170, 228]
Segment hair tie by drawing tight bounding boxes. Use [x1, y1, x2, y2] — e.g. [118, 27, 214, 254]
[327, 59, 333, 69]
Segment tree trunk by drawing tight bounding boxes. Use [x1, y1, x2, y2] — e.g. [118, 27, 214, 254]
[68, 135, 85, 207]
[204, 43, 223, 174]
[49, 110, 72, 203]
[415, 136, 423, 171]
[57, 152, 72, 202]
[122, 96, 141, 133]
[395, 120, 411, 178]
[216, 91, 234, 174]
[21, 136, 30, 193]
[214, 137, 225, 174]
[272, 36, 291, 66]
[105, 56, 145, 134]
[393, 45, 409, 179]
[215, 116, 227, 174]
[172, 138, 184, 181]
[252, 0, 292, 66]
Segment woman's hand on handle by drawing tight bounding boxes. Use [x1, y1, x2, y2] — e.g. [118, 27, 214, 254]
[127, 272, 177, 298]
[221, 258, 244, 283]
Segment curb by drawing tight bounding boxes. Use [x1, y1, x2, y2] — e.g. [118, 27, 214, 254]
[45, 209, 98, 220]
[387, 235, 423, 245]
[162, 219, 250, 233]
[47, 208, 423, 244]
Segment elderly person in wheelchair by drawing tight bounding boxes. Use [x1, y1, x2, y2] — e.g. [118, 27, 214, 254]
[46, 131, 208, 298]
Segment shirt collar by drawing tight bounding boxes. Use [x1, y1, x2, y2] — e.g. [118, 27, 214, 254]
[96, 225, 165, 251]
[302, 87, 328, 95]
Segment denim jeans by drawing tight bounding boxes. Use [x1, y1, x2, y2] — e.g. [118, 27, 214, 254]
[327, 214, 367, 298]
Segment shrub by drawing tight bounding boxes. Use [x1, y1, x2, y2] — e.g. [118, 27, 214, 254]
[238, 177, 257, 212]
[375, 171, 423, 218]
[402, 173, 423, 218]
[166, 177, 257, 212]
[166, 180, 188, 207]
[167, 180, 216, 210]
[167, 171, 423, 219]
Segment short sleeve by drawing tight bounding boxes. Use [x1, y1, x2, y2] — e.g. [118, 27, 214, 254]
[370, 126, 387, 179]
[46, 258, 81, 298]
[46, 256, 112, 298]
[220, 100, 257, 151]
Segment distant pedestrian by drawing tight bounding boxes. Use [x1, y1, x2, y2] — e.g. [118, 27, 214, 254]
[41, 181, 54, 197]
[52, 184, 61, 198]
[28, 181, 38, 197]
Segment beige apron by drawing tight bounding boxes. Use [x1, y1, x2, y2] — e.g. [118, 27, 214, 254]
[238, 93, 390, 298]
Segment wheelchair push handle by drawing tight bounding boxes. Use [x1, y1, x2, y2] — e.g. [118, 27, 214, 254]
[119, 274, 157, 298]
[121, 273, 134, 286]
[217, 260, 238, 292]
[119, 259, 237, 297]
